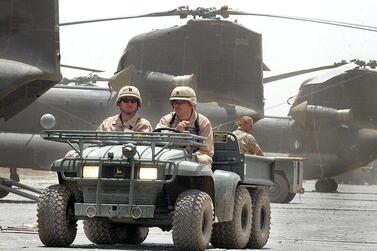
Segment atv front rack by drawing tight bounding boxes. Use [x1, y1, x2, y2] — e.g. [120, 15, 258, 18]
[42, 130, 206, 158]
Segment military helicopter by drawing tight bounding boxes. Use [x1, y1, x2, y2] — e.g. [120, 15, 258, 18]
[254, 60, 377, 194]
[1, 0, 377, 200]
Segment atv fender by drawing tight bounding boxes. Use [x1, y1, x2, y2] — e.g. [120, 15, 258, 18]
[213, 170, 241, 222]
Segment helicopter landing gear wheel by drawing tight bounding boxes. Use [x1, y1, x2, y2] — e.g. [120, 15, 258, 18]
[0, 179, 11, 199]
[10, 168, 20, 182]
[315, 178, 338, 192]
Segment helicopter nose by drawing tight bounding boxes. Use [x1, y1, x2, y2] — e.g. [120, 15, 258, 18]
[359, 128, 377, 146]
[355, 129, 377, 163]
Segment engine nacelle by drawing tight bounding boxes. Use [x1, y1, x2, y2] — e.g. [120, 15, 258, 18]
[290, 101, 353, 129]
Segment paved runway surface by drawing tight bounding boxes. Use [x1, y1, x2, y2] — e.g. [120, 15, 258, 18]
[1, 173, 377, 251]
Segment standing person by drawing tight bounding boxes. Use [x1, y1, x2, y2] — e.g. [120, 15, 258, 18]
[233, 116, 264, 156]
[156, 86, 214, 166]
[97, 85, 152, 132]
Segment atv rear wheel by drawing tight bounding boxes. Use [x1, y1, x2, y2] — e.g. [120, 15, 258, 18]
[211, 186, 252, 249]
[114, 224, 149, 244]
[247, 189, 271, 249]
[83, 218, 118, 244]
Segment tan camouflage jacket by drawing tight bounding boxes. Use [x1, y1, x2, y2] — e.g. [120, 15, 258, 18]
[97, 112, 152, 132]
[233, 128, 262, 155]
[156, 111, 214, 166]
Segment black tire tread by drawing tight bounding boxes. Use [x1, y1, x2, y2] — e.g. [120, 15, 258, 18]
[211, 186, 252, 248]
[248, 189, 271, 249]
[172, 189, 213, 251]
[37, 184, 77, 247]
[283, 192, 296, 203]
[268, 173, 289, 203]
[83, 218, 117, 244]
[116, 225, 149, 244]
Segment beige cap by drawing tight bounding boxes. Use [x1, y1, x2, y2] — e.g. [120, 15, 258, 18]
[116, 85, 142, 107]
[170, 86, 197, 108]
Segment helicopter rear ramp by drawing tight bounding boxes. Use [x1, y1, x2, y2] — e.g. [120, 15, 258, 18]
[0, 0, 61, 120]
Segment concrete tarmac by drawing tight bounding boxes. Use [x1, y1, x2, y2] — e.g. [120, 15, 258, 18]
[1, 173, 377, 251]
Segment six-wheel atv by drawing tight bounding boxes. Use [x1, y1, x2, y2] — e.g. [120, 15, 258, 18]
[37, 130, 276, 250]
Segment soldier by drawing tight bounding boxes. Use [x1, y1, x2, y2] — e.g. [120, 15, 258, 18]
[65, 85, 151, 158]
[156, 86, 214, 166]
[233, 116, 264, 156]
[97, 85, 152, 132]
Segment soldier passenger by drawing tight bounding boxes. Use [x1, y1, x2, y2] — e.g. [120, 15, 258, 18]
[97, 85, 152, 132]
[233, 116, 264, 156]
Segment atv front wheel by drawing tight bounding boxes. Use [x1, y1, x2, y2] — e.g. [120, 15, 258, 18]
[172, 189, 213, 251]
[37, 185, 77, 247]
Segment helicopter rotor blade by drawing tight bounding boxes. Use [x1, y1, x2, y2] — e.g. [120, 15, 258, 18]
[59, 9, 186, 26]
[263, 62, 348, 83]
[60, 6, 377, 33]
[227, 10, 377, 32]
[61, 64, 104, 73]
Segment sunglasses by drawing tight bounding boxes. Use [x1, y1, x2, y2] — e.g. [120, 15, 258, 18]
[120, 98, 138, 104]
[172, 100, 188, 105]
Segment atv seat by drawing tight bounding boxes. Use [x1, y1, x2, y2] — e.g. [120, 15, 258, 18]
[212, 132, 244, 179]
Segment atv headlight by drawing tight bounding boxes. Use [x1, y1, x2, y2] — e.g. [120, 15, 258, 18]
[139, 167, 158, 180]
[82, 166, 99, 178]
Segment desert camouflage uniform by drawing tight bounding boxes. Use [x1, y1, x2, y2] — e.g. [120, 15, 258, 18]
[156, 111, 214, 166]
[233, 127, 263, 155]
[97, 112, 152, 132]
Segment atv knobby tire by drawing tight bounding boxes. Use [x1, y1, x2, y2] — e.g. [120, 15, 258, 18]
[114, 224, 149, 244]
[211, 186, 252, 249]
[83, 218, 118, 244]
[247, 189, 271, 249]
[37, 184, 77, 247]
[172, 189, 213, 251]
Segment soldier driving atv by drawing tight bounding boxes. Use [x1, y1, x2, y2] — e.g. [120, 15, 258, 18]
[156, 86, 214, 166]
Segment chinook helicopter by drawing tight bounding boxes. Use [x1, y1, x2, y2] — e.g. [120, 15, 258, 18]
[254, 61, 377, 196]
[1, 0, 377, 200]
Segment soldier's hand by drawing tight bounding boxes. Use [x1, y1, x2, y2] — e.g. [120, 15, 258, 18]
[65, 149, 78, 158]
[176, 121, 190, 132]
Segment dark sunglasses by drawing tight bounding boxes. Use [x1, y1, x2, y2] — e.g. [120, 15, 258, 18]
[121, 98, 138, 104]
[172, 100, 188, 105]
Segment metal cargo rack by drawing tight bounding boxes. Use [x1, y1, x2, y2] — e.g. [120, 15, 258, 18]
[42, 130, 207, 158]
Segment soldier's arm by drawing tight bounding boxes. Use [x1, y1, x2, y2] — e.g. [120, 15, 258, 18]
[255, 147, 264, 156]
[197, 120, 214, 158]
[96, 122, 105, 132]
[243, 134, 258, 155]
[155, 115, 170, 129]
[137, 120, 153, 132]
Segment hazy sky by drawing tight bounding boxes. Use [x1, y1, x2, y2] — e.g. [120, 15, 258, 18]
[59, 0, 377, 115]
